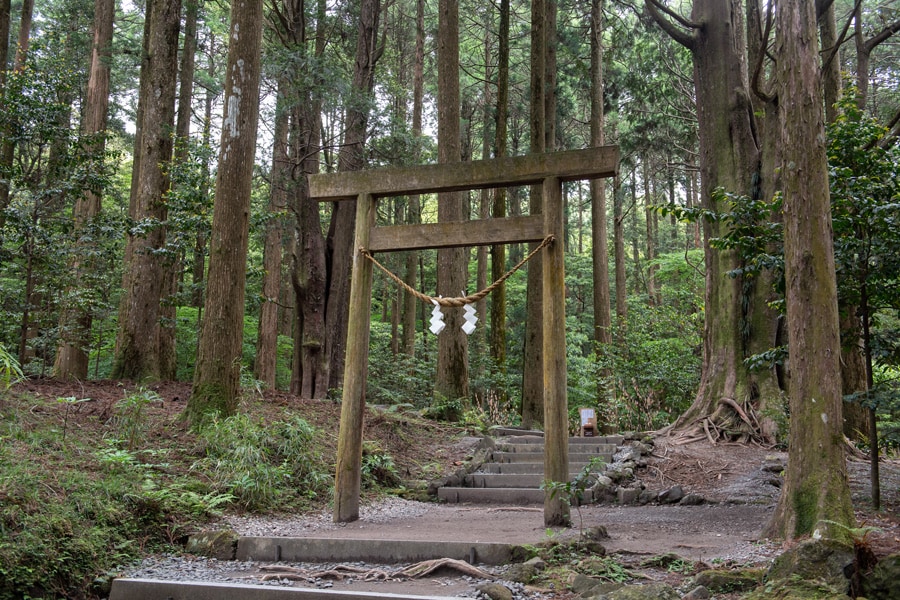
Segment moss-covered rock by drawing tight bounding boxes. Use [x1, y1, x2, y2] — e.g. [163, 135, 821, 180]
[692, 567, 765, 593]
[185, 528, 238, 560]
[861, 553, 900, 600]
[766, 538, 853, 594]
[605, 582, 680, 600]
[742, 575, 849, 599]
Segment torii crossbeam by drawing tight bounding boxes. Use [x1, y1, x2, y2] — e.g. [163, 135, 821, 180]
[308, 146, 619, 526]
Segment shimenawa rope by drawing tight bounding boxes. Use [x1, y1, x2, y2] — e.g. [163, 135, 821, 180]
[359, 234, 555, 308]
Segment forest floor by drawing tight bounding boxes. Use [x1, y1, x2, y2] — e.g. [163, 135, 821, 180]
[9, 379, 900, 598]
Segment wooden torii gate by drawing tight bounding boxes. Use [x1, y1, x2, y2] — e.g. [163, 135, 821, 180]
[308, 146, 619, 526]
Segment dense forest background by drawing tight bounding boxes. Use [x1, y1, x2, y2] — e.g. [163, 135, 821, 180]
[0, 0, 898, 447]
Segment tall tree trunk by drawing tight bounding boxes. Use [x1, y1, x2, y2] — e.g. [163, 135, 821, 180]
[0, 0, 9, 87]
[521, 0, 549, 428]
[613, 173, 627, 333]
[402, 0, 425, 357]
[827, 2, 869, 442]
[290, 0, 328, 399]
[476, 14, 492, 356]
[643, 156, 658, 306]
[323, 0, 382, 393]
[490, 0, 510, 376]
[192, 35, 217, 310]
[0, 0, 33, 227]
[53, 0, 115, 379]
[188, 0, 264, 422]
[648, 0, 780, 444]
[764, 0, 854, 540]
[113, 0, 181, 381]
[256, 80, 291, 389]
[158, 0, 201, 381]
[591, 0, 611, 351]
[820, 0, 841, 123]
[434, 0, 468, 405]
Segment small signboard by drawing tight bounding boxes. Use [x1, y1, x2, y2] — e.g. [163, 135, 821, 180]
[579, 407, 597, 437]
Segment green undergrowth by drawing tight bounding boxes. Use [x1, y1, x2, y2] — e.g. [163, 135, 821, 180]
[0, 389, 335, 599]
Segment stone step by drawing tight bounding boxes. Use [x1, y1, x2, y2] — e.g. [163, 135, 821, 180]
[437, 486, 546, 504]
[476, 462, 603, 475]
[491, 451, 613, 464]
[464, 473, 601, 488]
[437, 487, 598, 505]
[505, 434, 624, 445]
[496, 443, 617, 454]
[111, 578, 471, 600]
[236, 537, 517, 565]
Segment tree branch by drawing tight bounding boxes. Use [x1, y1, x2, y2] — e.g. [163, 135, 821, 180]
[822, 0, 861, 72]
[864, 18, 900, 53]
[751, 0, 776, 103]
[644, 0, 696, 51]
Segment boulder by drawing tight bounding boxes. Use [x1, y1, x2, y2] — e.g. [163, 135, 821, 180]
[503, 562, 537, 584]
[679, 493, 705, 506]
[185, 529, 238, 560]
[681, 586, 710, 600]
[476, 582, 513, 600]
[584, 525, 610, 540]
[617, 487, 641, 504]
[657, 485, 685, 504]
[766, 538, 853, 595]
[606, 582, 680, 600]
[568, 573, 623, 598]
[638, 489, 656, 505]
[861, 552, 900, 600]
[692, 568, 764, 593]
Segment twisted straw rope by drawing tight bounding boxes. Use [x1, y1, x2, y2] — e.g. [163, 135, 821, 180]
[360, 234, 555, 308]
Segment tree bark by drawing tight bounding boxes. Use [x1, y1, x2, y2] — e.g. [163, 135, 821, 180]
[490, 0, 510, 375]
[53, 0, 115, 379]
[323, 0, 382, 393]
[764, 0, 854, 541]
[0, 0, 33, 226]
[113, 0, 182, 381]
[188, 0, 264, 423]
[435, 0, 468, 405]
[402, 0, 425, 357]
[648, 0, 781, 444]
[522, 0, 548, 428]
[591, 0, 612, 353]
[613, 173, 627, 333]
[290, 0, 328, 399]
[256, 80, 291, 389]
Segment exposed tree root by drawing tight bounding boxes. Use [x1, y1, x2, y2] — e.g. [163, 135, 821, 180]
[256, 558, 496, 583]
[667, 397, 777, 447]
[397, 558, 496, 579]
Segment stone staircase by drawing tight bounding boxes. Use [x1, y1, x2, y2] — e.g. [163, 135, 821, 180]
[437, 431, 624, 504]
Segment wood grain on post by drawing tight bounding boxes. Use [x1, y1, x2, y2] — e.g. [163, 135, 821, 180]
[542, 176, 570, 527]
[333, 193, 377, 523]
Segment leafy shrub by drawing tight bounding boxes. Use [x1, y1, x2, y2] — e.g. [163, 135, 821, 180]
[361, 441, 401, 489]
[196, 413, 331, 510]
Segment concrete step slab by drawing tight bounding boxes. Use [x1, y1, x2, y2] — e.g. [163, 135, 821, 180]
[490, 451, 613, 464]
[476, 462, 601, 475]
[236, 537, 516, 565]
[437, 487, 545, 504]
[111, 578, 469, 600]
[465, 473, 603, 488]
[505, 435, 624, 445]
[437, 487, 598, 505]
[497, 443, 617, 454]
